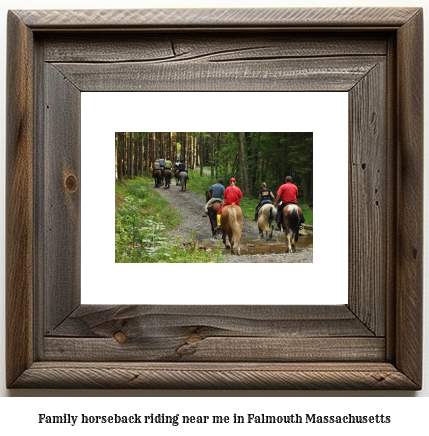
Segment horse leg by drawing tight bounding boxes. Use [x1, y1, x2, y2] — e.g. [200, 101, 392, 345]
[285, 228, 291, 253]
[292, 229, 298, 252]
[229, 233, 234, 254]
[236, 236, 240, 255]
[222, 230, 230, 249]
[269, 224, 274, 239]
[212, 218, 217, 239]
[258, 226, 264, 239]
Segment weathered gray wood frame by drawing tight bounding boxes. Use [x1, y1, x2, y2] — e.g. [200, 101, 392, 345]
[6, 8, 423, 390]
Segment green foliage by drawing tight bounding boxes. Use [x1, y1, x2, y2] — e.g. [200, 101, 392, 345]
[299, 203, 313, 226]
[115, 196, 172, 262]
[239, 197, 260, 221]
[117, 177, 180, 229]
[186, 170, 217, 197]
[115, 178, 225, 263]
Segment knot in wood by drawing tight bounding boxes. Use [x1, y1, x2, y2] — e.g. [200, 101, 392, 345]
[65, 174, 78, 193]
[114, 331, 128, 343]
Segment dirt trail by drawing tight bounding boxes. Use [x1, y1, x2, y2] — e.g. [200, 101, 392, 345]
[152, 182, 313, 263]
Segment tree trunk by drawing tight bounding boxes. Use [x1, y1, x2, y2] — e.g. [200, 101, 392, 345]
[139, 134, 143, 176]
[172, 132, 177, 161]
[145, 135, 149, 177]
[118, 133, 124, 180]
[236, 132, 250, 196]
[126, 132, 131, 178]
[131, 132, 135, 179]
[183, 132, 187, 166]
[214, 132, 220, 179]
[193, 136, 197, 169]
[210, 132, 214, 178]
[199, 132, 203, 176]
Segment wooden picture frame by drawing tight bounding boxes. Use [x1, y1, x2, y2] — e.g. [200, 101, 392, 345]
[6, 7, 423, 389]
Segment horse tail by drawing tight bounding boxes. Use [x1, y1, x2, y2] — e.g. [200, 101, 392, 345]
[288, 205, 300, 241]
[269, 205, 275, 222]
[228, 206, 242, 242]
[258, 205, 273, 232]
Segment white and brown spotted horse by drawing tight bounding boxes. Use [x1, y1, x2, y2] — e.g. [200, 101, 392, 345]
[282, 204, 302, 253]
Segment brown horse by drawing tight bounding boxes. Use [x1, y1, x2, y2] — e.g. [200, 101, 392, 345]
[205, 190, 222, 238]
[163, 168, 172, 189]
[174, 168, 180, 185]
[153, 169, 162, 188]
[282, 204, 302, 252]
[221, 205, 243, 255]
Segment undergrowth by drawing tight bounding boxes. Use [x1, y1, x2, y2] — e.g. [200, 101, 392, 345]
[115, 177, 225, 263]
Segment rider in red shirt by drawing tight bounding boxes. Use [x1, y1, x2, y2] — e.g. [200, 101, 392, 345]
[215, 178, 243, 230]
[274, 176, 305, 230]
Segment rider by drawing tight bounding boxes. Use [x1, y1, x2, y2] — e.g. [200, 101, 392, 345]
[203, 178, 225, 217]
[274, 176, 305, 230]
[178, 159, 187, 174]
[164, 156, 172, 172]
[215, 178, 243, 230]
[174, 158, 180, 174]
[153, 159, 160, 179]
[253, 182, 275, 221]
[159, 156, 165, 173]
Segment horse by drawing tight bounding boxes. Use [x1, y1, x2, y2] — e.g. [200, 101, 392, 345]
[205, 190, 223, 238]
[221, 205, 243, 255]
[163, 168, 172, 189]
[281, 204, 302, 252]
[153, 169, 162, 188]
[257, 203, 276, 240]
[174, 168, 180, 185]
[178, 171, 188, 192]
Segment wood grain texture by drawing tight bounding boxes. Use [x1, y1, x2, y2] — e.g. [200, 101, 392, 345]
[42, 34, 388, 63]
[6, 11, 34, 388]
[384, 34, 398, 363]
[14, 8, 420, 29]
[44, 337, 385, 362]
[43, 64, 81, 333]
[11, 362, 419, 390]
[44, 305, 380, 362]
[395, 9, 423, 387]
[52, 56, 384, 92]
[47, 305, 374, 338]
[6, 7, 423, 390]
[348, 62, 386, 336]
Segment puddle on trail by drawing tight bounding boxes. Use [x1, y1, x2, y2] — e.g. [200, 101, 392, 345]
[200, 233, 313, 255]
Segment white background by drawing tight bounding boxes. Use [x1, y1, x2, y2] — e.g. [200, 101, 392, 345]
[81, 92, 348, 305]
[0, 0, 428, 428]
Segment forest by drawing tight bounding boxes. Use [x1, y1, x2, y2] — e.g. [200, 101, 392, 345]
[115, 132, 313, 204]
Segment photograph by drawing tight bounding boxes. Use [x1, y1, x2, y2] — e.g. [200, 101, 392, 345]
[115, 132, 313, 263]
[2, 3, 425, 399]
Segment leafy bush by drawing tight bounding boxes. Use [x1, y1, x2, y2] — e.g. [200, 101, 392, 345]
[115, 192, 225, 263]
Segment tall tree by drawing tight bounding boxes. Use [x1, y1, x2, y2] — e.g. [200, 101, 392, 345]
[145, 134, 149, 177]
[236, 132, 250, 196]
[130, 132, 134, 179]
[210, 132, 214, 178]
[199, 132, 203, 176]
[183, 132, 187, 165]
